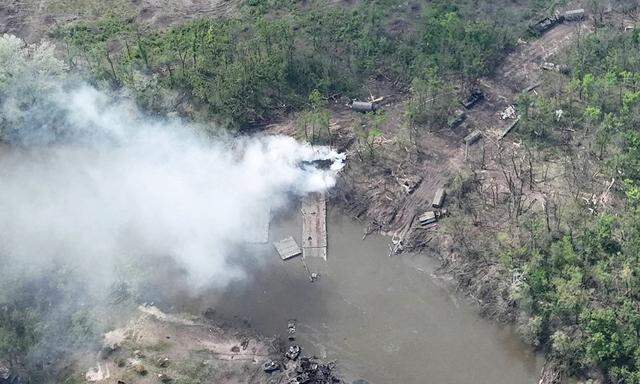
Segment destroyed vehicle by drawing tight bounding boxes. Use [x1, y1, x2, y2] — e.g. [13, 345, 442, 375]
[418, 211, 437, 226]
[464, 130, 482, 146]
[298, 358, 319, 373]
[447, 109, 466, 129]
[262, 360, 281, 373]
[351, 101, 379, 113]
[564, 9, 584, 21]
[461, 90, 484, 109]
[529, 15, 563, 35]
[286, 345, 301, 360]
[541, 62, 570, 74]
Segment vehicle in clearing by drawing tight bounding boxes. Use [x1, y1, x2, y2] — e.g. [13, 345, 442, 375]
[447, 109, 466, 129]
[351, 101, 379, 113]
[541, 62, 570, 74]
[286, 345, 301, 360]
[564, 9, 585, 21]
[529, 15, 563, 35]
[461, 89, 484, 109]
[464, 130, 482, 145]
[432, 188, 446, 209]
[418, 211, 437, 226]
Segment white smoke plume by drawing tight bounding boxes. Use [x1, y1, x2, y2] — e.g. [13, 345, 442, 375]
[0, 84, 344, 289]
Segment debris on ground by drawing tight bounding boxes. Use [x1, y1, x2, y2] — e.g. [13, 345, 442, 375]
[284, 356, 340, 384]
[274, 236, 302, 260]
[523, 83, 541, 93]
[395, 174, 422, 194]
[157, 357, 170, 367]
[132, 362, 147, 376]
[85, 363, 110, 382]
[310, 272, 320, 282]
[103, 328, 127, 352]
[157, 373, 172, 382]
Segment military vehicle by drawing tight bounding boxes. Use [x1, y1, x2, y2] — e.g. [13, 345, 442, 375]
[529, 15, 563, 35]
[448, 109, 466, 129]
[461, 89, 484, 109]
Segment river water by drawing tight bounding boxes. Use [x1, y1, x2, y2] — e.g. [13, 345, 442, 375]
[192, 207, 541, 384]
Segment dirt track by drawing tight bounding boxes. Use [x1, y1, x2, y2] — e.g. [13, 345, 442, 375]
[0, 0, 241, 42]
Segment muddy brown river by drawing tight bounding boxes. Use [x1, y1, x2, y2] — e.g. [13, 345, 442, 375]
[190, 208, 541, 383]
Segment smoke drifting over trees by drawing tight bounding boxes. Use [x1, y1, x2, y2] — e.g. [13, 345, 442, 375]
[0, 35, 343, 379]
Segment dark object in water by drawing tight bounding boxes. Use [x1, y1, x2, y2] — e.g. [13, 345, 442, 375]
[262, 360, 281, 373]
[289, 373, 311, 384]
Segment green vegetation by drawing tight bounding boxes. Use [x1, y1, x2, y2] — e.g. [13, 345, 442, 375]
[446, 25, 640, 382]
[54, 0, 515, 129]
[0, 267, 101, 382]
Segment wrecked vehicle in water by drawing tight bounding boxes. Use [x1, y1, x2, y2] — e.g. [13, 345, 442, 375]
[262, 360, 281, 373]
[289, 373, 311, 384]
[286, 345, 302, 360]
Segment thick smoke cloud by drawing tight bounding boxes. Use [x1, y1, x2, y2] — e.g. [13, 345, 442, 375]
[0, 84, 343, 289]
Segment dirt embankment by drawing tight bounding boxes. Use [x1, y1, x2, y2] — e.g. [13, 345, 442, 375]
[77, 305, 340, 384]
